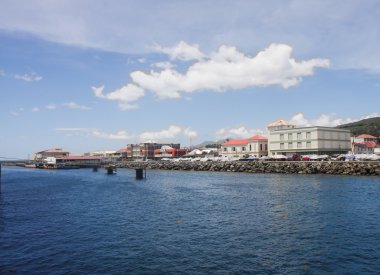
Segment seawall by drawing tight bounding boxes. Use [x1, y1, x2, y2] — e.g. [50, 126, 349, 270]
[118, 160, 380, 176]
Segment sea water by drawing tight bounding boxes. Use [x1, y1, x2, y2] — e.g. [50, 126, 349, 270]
[1, 166, 379, 273]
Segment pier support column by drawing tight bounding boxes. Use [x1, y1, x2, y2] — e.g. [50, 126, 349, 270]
[0, 162, 2, 193]
[135, 168, 144, 180]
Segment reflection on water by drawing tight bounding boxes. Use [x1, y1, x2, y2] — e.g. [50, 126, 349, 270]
[0, 167, 379, 273]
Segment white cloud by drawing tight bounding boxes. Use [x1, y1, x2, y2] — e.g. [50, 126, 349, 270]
[215, 126, 265, 139]
[92, 84, 145, 110]
[0, 70, 5, 77]
[138, 58, 146, 63]
[10, 111, 20, 116]
[151, 62, 176, 70]
[63, 102, 91, 110]
[32, 107, 40, 112]
[184, 127, 198, 139]
[154, 41, 205, 61]
[14, 72, 43, 82]
[131, 43, 330, 99]
[138, 125, 198, 142]
[139, 125, 182, 141]
[288, 112, 380, 127]
[46, 104, 57, 110]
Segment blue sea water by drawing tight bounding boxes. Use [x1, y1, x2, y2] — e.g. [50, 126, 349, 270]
[0, 166, 380, 274]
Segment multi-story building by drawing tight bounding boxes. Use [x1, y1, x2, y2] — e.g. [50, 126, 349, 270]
[268, 120, 351, 156]
[221, 135, 268, 158]
[351, 134, 378, 154]
[127, 142, 181, 159]
[34, 148, 69, 161]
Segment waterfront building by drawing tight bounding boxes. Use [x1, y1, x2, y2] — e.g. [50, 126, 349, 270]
[34, 148, 70, 161]
[43, 156, 102, 168]
[126, 142, 181, 159]
[115, 148, 128, 160]
[154, 146, 188, 158]
[351, 134, 378, 154]
[221, 135, 268, 158]
[267, 119, 351, 156]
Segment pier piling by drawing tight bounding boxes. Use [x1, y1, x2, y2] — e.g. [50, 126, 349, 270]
[135, 167, 146, 180]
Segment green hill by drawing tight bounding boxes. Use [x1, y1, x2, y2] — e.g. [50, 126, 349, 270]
[337, 117, 380, 137]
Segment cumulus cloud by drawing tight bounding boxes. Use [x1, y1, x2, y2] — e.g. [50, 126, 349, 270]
[289, 112, 380, 127]
[151, 62, 176, 70]
[184, 127, 198, 139]
[92, 84, 145, 110]
[63, 102, 91, 110]
[139, 125, 182, 141]
[14, 72, 43, 82]
[131, 43, 329, 99]
[93, 43, 329, 108]
[215, 126, 265, 139]
[32, 107, 40, 112]
[154, 41, 205, 61]
[0, 69, 5, 77]
[139, 125, 198, 142]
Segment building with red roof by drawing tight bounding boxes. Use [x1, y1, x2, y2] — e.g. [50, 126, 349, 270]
[352, 134, 379, 154]
[34, 148, 70, 161]
[221, 135, 268, 158]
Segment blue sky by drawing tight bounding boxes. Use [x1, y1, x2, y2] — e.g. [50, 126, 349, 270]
[1, 0, 379, 158]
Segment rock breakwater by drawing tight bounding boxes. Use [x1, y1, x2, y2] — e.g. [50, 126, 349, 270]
[118, 161, 380, 176]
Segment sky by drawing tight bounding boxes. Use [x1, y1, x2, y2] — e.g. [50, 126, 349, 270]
[1, 0, 380, 158]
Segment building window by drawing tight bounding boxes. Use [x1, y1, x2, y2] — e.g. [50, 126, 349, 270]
[288, 133, 292, 140]
[260, 144, 263, 151]
[265, 144, 267, 150]
[249, 144, 252, 151]
[223, 147, 227, 152]
[242, 147, 246, 151]
[280, 134, 284, 141]
[288, 142, 293, 149]
[306, 142, 311, 149]
[297, 142, 302, 149]
[306, 132, 311, 139]
[280, 143, 284, 149]
[297, 132, 301, 139]
[232, 147, 236, 151]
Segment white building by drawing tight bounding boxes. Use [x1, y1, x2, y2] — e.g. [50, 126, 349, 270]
[268, 120, 351, 156]
[221, 135, 268, 158]
[351, 134, 378, 154]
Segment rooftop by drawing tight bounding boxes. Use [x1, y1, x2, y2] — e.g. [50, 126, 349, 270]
[357, 134, 377, 139]
[267, 119, 293, 127]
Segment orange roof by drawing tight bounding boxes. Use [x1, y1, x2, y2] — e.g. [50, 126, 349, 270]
[357, 134, 377, 139]
[116, 148, 128, 153]
[364, 141, 377, 148]
[223, 139, 248, 146]
[248, 135, 268, 140]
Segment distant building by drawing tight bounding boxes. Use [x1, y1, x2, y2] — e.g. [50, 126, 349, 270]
[126, 142, 181, 159]
[35, 148, 69, 161]
[115, 148, 128, 160]
[351, 134, 378, 154]
[221, 135, 268, 158]
[154, 146, 188, 158]
[268, 119, 351, 156]
[43, 156, 102, 168]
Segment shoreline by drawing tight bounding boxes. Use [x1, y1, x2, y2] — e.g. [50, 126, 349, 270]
[118, 160, 380, 176]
